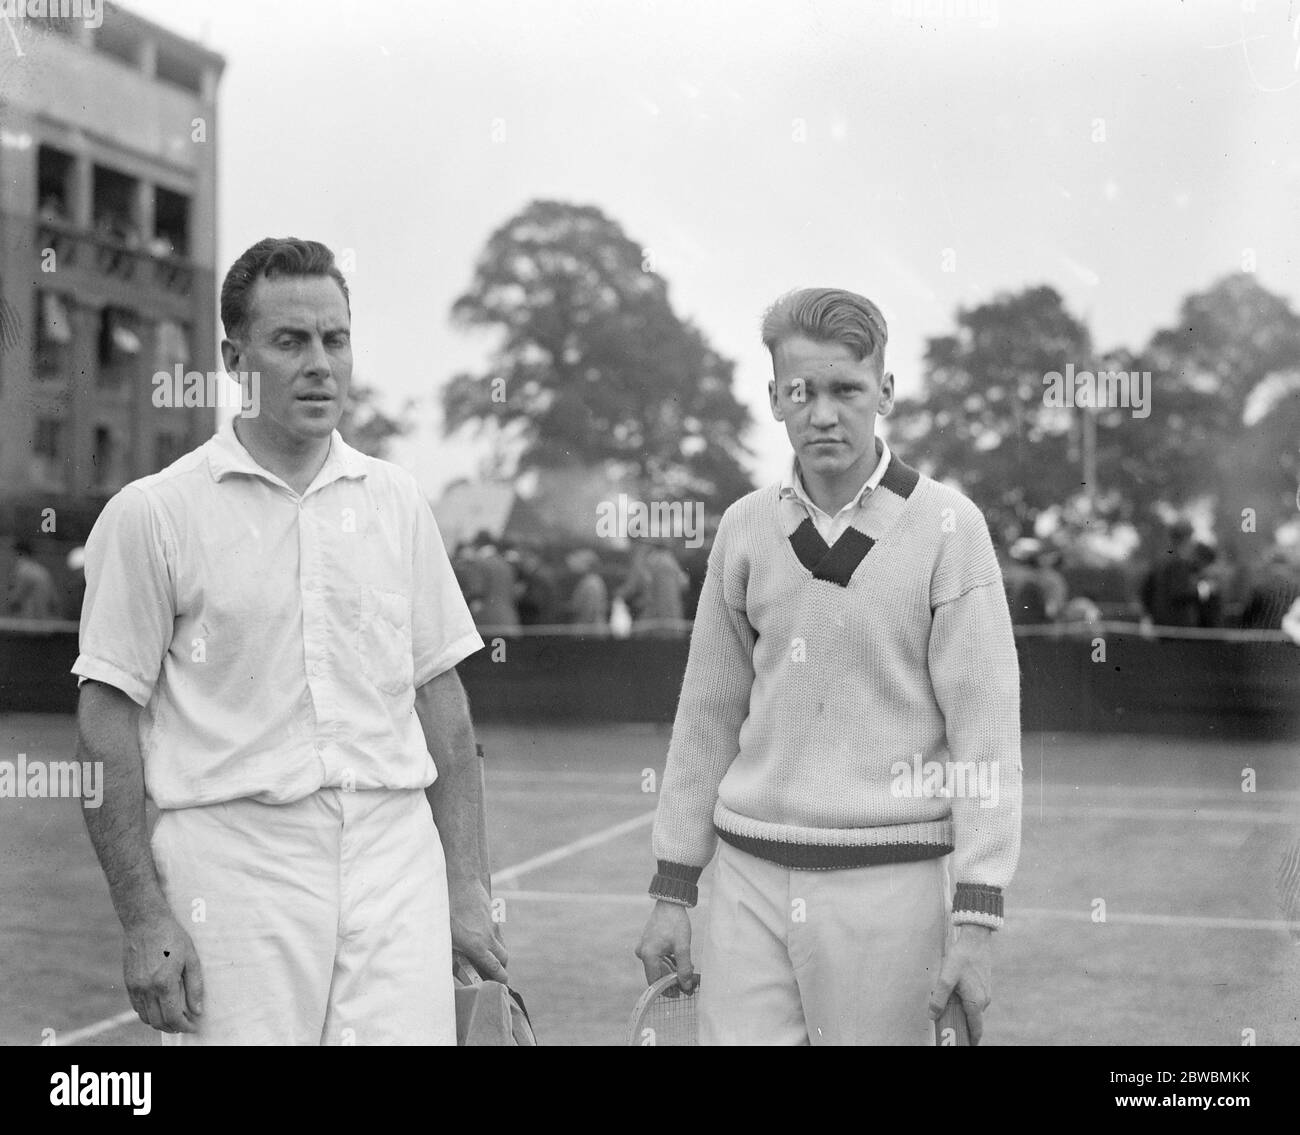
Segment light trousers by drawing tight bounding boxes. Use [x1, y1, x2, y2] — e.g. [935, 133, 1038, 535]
[699, 840, 951, 1045]
[151, 787, 455, 1045]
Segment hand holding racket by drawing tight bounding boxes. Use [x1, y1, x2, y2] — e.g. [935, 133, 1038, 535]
[934, 993, 971, 1046]
[635, 900, 697, 991]
[629, 972, 700, 1046]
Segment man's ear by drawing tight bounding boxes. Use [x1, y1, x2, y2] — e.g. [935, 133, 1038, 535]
[878, 369, 895, 416]
[220, 338, 240, 376]
[768, 378, 785, 422]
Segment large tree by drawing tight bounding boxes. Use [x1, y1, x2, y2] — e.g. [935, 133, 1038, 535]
[1139, 273, 1300, 558]
[887, 285, 1093, 541]
[890, 275, 1300, 558]
[442, 200, 753, 513]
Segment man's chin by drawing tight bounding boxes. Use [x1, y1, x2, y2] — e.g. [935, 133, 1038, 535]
[798, 444, 853, 475]
[290, 410, 342, 438]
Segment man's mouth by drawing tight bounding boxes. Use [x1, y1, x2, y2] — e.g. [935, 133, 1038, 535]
[297, 392, 334, 402]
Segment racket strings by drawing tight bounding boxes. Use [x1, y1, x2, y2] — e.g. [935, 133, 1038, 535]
[631, 979, 700, 1046]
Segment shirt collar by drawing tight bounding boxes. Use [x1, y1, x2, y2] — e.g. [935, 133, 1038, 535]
[780, 436, 891, 518]
[207, 416, 369, 488]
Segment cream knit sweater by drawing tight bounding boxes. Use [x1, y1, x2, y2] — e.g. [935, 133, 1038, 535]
[649, 455, 1023, 929]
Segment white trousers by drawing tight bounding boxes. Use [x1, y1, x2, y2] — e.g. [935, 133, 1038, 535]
[151, 787, 455, 1046]
[699, 841, 951, 1045]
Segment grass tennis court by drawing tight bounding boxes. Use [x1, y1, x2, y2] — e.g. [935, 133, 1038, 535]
[1, 714, 1298, 1046]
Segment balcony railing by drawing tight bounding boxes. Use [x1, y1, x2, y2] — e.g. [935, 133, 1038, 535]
[37, 220, 195, 297]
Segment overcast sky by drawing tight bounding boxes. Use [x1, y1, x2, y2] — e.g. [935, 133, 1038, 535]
[122, 0, 1299, 499]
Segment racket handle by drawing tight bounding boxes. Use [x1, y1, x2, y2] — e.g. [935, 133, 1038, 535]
[453, 954, 483, 986]
[935, 994, 971, 1046]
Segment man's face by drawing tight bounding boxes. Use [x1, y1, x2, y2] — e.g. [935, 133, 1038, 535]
[221, 274, 352, 447]
[768, 335, 893, 483]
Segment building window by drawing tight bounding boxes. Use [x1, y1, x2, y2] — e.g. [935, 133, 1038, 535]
[35, 291, 73, 380]
[37, 145, 74, 223]
[34, 418, 62, 459]
[97, 307, 142, 387]
[32, 417, 66, 491]
[156, 51, 203, 95]
[93, 165, 142, 249]
[92, 20, 140, 68]
[154, 319, 191, 370]
[152, 187, 190, 259]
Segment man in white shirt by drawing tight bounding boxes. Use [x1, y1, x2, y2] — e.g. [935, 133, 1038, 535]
[75, 237, 504, 1044]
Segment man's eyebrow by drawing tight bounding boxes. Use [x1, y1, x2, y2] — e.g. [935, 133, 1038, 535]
[786, 372, 868, 387]
[266, 323, 351, 337]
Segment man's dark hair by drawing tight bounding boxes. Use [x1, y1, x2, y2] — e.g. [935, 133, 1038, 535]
[220, 237, 350, 340]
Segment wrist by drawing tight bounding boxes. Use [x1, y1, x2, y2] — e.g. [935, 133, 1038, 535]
[119, 893, 174, 932]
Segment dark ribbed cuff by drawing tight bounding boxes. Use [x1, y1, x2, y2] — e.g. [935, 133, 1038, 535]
[952, 882, 1004, 928]
[649, 860, 703, 908]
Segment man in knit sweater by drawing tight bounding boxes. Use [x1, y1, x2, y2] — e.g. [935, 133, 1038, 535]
[635, 288, 1022, 1045]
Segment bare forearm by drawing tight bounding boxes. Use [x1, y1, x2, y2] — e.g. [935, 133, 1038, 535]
[78, 683, 169, 931]
[416, 669, 490, 889]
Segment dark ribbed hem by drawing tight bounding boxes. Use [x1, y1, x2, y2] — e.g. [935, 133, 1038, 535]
[648, 860, 703, 907]
[715, 826, 953, 871]
[953, 883, 1003, 922]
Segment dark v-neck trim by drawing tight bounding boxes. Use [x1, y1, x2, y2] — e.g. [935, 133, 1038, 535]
[789, 520, 875, 586]
[785, 456, 921, 587]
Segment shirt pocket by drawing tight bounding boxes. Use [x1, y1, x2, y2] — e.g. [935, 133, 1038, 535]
[357, 585, 413, 696]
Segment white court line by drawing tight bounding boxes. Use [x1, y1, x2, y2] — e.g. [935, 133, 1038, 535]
[1017, 907, 1300, 933]
[55, 809, 657, 1044]
[491, 811, 655, 886]
[1030, 806, 1297, 824]
[499, 891, 1300, 933]
[57, 1009, 139, 1046]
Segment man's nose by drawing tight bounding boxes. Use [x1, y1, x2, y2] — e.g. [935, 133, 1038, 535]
[302, 336, 331, 377]
[808, 393, 838, 427]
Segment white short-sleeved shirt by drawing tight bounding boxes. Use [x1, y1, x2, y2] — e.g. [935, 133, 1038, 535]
[72, 418, 483, 810]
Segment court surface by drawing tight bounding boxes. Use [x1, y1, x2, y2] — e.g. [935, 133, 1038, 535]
[2, 714, 1297, 1046]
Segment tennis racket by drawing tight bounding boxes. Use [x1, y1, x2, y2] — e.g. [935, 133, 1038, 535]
[935, 993, 971, 1046]
[629, 972, 700, 1046]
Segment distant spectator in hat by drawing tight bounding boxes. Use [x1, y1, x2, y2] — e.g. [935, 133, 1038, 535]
[6, 539, 61, 620]
[1035, 546, 1069, 622]
[452, 541, 485, 618]
[1241, 544, 1300, 632]
[1002, 538, 1050, 625]
[1139, 520, 1201, 628]
[621, 542, 690, 633]
[514, 547, 561, 627]
[1191, 542, 1229, 629]
[471, 531, 519, 632]
[566, 549, 608, 629]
